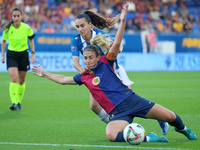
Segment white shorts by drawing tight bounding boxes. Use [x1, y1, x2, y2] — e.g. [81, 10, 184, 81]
[114, 63, 134, 87]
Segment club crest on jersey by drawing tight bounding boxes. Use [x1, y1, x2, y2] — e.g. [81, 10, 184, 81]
[90, 71, 94, 75]
[71, 45, 77, 52]
[92, 77, 100, 85]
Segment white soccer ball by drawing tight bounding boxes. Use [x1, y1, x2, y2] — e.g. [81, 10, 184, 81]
[123, 123, 145, 145]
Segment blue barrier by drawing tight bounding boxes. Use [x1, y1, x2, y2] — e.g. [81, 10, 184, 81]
[1, 52, 199, 72]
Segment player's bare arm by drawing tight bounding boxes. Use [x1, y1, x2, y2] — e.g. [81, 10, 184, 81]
[109, 5, 128, 57]
[72, 56, 87, 75]
[32, 65, 77, 85]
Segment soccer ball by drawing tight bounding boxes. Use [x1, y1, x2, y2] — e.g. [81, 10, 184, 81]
[123, 123, 145, 145]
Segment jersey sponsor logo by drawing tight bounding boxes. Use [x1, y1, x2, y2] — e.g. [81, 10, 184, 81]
[71, 45, 77, 52]
[109, 114, 114, 120]
[92, 76, 100, 85]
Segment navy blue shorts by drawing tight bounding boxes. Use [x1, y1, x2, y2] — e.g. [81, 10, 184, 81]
[109, 94, 155, 123]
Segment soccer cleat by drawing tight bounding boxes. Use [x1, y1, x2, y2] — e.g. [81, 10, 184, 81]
[175, 127, 198, 140]
[9, 103, 17, 110]
[147, 132, 169, 142]
[17, 103, 23, 110]
[158, 121, 169, 135]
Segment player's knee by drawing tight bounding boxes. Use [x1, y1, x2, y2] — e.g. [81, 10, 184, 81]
[166, 112, 176, 122]
[106, 132, 116, 142]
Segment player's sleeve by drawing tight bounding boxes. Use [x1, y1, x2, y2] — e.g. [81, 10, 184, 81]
[106, 52, 117, 61]
[71, 37, 79, 57]
[106, 52, 116, 67]
[73, 74, 83, 85]
[27, 25, 35, 39]
[2, 30, 8, 41]
[99, 53, 115, 67]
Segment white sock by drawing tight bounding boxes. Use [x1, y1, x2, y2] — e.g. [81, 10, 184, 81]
[97, 109, 110, 124]
[180, 126, 187, 131]
[146, 136, 150, 142]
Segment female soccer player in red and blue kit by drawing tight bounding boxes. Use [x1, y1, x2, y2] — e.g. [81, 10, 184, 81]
[71, 10, 134, 125]
[71, 6, 169, 136]
[32, 5, 197, 142]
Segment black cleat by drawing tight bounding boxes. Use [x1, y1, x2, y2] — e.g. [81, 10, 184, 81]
[10, 103, 17, 110]
[17, 103, 23, 110]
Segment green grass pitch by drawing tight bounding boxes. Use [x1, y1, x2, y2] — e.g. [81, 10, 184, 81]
[0, 71, 199, 150]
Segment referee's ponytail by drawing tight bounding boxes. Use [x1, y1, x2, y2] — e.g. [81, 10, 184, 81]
[5, 7, 22, 32]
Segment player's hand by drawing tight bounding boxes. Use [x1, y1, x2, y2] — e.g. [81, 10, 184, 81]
[79, 67, 88, 75]
[120, 4, 128, 22]
[30, 54, 36, 64]
[32, 64, 45, 77]
[1, 55, 5, 63]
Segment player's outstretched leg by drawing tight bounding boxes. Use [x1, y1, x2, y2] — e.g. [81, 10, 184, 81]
[175, 127, 198, 140]
[168, 113, 197, 140]
[158, 121, 169, 135]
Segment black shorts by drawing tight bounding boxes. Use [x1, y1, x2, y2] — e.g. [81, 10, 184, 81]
[6, 50, 30, 71]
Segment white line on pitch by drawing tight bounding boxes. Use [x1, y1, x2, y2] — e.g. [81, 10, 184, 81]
[0, 142, 195, 150]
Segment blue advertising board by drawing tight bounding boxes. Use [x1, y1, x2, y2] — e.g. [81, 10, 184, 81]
[32, 33, 143, 52]
[157, 33, 200, 53]
[0, 32, 200, 53]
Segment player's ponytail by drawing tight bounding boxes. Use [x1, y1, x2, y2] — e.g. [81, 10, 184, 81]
[84, 10, 120, 29]
[5, 7, 22, 32]
[90, 34, 112, 53]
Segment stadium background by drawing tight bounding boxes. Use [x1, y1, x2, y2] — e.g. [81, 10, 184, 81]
[0, 1, 200, 149]
[0, 0, 200, 72]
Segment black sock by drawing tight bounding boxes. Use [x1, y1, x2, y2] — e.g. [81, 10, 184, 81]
[115, 132, 125, 142]
[168, 114, 185, 130]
